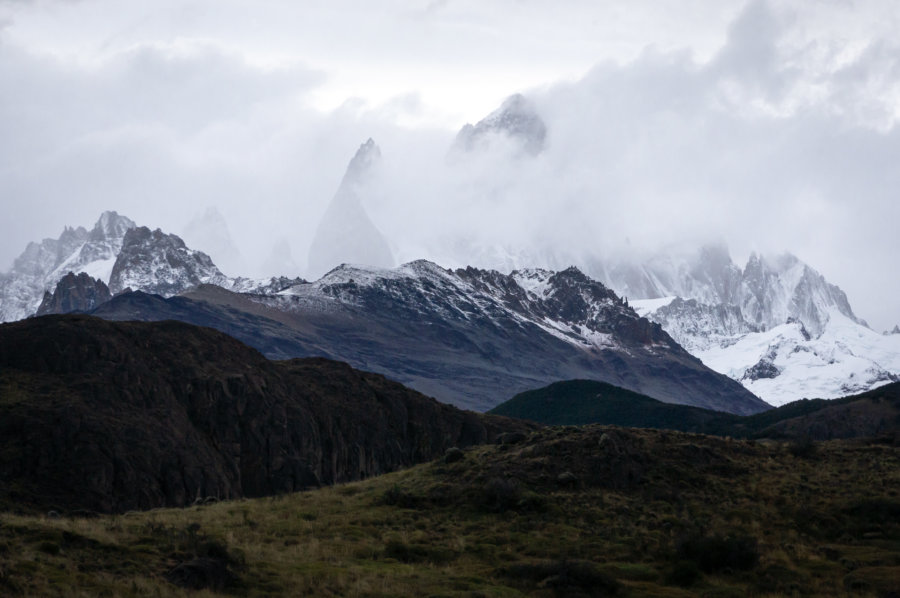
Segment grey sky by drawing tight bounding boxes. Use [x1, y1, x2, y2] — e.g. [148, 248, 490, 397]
[1, 0, 899, 330]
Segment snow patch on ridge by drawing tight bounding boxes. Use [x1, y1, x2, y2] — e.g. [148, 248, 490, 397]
[512, 269, 554, 297]
[631, 296, 677, 318]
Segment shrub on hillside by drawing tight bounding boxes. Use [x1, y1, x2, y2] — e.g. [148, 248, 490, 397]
[499, 559, 619, 596]
[675, 533, 759, 573]
[788, 436, 817, 458]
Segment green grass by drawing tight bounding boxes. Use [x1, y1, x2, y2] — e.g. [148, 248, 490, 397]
[1, 425, 898, 596]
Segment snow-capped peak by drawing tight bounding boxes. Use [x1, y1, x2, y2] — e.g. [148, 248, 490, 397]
[108, 226, 229, 296]
[694, 307, 900, 406]
[453, 93, 547, 156]
[90, 211, 136, 242]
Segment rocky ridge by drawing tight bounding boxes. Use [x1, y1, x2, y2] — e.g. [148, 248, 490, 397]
[0, 211, 135, 322]
[108, 226, 229, 295]
[92, 259, 767, 414]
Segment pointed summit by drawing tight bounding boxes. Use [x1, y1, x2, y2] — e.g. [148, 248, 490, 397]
[307, 139, 394, 278]
[90, 211, 136, 242]
[453, 93, 547, 156]
[343, 138, 381, 184]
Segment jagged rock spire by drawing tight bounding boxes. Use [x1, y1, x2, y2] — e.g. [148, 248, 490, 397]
[307, 139, 394, 279]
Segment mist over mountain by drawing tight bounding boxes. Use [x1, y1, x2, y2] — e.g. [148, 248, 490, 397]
[625, 245, 900, 406]
[181, 206, 244, 276]
[1, 198, 895, 409]
[452, 93, 547, 157]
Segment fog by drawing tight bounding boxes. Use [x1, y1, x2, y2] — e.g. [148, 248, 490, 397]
[1, 0, 899, 330]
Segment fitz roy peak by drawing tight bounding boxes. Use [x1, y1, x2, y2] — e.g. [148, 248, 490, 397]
[307, 138, 394, 279]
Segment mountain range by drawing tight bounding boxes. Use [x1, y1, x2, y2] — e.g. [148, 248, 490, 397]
[0, 94, 896, 412]
[4, 212, 763, 413]
[81, 259, 764, 414]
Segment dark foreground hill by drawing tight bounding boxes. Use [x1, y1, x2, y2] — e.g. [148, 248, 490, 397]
[1, 425, 898, 597]
[0, 315, 530, 514]
[491, 379, 900, 441]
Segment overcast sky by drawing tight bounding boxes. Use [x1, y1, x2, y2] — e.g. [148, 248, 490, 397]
[1, 0, 899, 330]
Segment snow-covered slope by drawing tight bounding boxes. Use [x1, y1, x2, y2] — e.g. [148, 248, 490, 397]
[630, 245, 900, 406]
[693, 310, 900, 405]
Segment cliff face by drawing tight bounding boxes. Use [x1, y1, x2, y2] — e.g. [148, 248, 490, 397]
[0, 315, 530, 514]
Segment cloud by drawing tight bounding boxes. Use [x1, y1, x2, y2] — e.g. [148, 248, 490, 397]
[357, 0, 900, 329]
[0, 38, 328, 269]
[0, 0, 898, 331]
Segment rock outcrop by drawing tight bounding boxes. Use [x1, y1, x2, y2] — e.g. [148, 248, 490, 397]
[35, 272, 112, 316]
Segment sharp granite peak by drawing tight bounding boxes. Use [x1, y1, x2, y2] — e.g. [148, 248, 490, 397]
[181, 206, 244, 276]
[307, 138, 394, 279]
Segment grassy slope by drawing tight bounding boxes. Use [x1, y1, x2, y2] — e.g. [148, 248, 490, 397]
[489, 380, 900, 439]
[1, 426, 898, 597]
